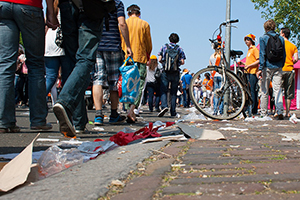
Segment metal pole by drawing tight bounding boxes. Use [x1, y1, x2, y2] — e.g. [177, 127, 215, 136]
[223, 0, 231, 116]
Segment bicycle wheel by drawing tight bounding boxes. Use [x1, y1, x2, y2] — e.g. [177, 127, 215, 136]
[189, 66, 246, 120]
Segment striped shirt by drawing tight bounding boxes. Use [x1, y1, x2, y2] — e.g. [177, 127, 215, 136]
[121, 16, 152, 64]
[97, 0, 125, 52]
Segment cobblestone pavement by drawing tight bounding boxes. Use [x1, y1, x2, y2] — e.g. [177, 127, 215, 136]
[107, 110, 300, 200]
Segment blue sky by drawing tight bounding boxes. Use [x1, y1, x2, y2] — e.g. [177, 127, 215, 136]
[43, 0, 267, 73]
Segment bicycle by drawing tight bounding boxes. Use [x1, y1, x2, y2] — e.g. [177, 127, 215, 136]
[189, 20, 253, 120]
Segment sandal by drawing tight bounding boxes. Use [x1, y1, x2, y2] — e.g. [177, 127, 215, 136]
[126, 117, 136, 124]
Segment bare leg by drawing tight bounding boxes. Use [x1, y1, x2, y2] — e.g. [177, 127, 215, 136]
[92, 85, 103, 111]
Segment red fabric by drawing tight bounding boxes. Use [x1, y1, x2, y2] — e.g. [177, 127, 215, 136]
[117, 75, 122, 98]
[109, 122, 175, 146]
[1, 0, 42, 8]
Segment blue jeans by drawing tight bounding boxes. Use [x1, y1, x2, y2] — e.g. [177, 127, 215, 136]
[57, 1, 103, 129]
[0, 2, 47, 128]
[160, 71, 180, 116]
[45, 56, 71, 94]
[213, 76, 223, 115]
[247, 74, 258, 115]
[183, 89, 190, 107]
[146, 82, 160, 111]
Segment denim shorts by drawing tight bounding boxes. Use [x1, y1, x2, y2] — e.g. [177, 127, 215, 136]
[93, 51, 124, 91]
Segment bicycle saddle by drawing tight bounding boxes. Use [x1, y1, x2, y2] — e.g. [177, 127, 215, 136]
[230, 50, 243, 57]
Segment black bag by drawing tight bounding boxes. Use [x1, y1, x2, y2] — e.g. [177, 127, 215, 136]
[265, 33, 284, 62]
[154, 67, 161, 81]
[76, 0, 116, 21]
[163, 44, 179, 72]
[55, 27, 63, 48]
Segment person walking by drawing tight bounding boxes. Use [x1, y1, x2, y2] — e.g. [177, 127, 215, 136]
[280, 28, 298, 118]
[158, 33, 186, 117]
[181, 69, 192, 108]
[52, 0, 108, 137]
[121, 4, 152, 123]
[241, 34, 259, 116]
[93, 0, 132, 126]
[256, 19, 286, 119]
[0, 0, 57, 133]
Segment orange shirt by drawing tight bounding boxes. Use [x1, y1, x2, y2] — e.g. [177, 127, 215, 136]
[282, 39, 298, 72]
[121, 16, 152, 64]
[203, 78, 213, 91]
[245, 45, 259, 74]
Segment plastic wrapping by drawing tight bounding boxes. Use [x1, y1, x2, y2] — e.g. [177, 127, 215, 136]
[38, 145, 83, 178]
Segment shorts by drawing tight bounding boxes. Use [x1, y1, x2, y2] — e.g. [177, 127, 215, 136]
[282, 70, 295, 100]
[203, 90, 212, 98]
[93, 51, 124, 91]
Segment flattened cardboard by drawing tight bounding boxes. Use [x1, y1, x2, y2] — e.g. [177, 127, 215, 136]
[0, 133, 39, 192]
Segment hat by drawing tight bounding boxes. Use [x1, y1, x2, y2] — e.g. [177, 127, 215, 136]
[150, 55, 157, 60]
[244, 34, 256, 43]
[183, 69, 189, 73]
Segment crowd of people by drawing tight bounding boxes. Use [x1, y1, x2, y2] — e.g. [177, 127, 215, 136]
[0, 0, 298, 136]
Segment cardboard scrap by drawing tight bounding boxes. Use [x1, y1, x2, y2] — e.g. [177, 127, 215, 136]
[0, 133, 40, 192]
[177, 123, 225, 140]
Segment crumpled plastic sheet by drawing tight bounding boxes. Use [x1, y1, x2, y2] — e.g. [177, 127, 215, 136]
[38, 145, 84, 178]
[182, 112, 206, 120]
[244, 116, 273, 121]
[289, 113, 300, 124]
[78, 140, 118, 161]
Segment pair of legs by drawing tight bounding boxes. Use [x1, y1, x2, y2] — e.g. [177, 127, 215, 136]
[260, 68, 284, 117]
[92, 51, 125, 125]
[183, 88, 191, 108]
[282, 71, 295, 117]
[54, 1, 103, 136]
[247, 73, 258, 115]
[0, 2, 50, 131]
[127, 62, 147, 121]
[160, 71, 180, 116]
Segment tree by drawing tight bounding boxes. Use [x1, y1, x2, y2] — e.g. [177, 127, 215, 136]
[251, 0, 300, 47]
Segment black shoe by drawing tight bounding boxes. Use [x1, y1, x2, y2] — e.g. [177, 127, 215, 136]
[109, 115, 126, 125]
[53, 103, 76, 138]
[158, 107, 168, 117]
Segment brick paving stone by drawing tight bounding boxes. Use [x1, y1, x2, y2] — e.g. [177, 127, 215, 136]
[162, 183, 265, 195]
[161, 193, 300, 200]
[111, 176, 161, 200]
[270, 181, 300, 192]
[170, 174, 300, 185]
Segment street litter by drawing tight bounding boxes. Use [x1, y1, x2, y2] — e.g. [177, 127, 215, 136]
[36, 138, 60, 142]
[218, 127, 248, 132]
[38, 145, 84, 178]
[177, 123, 225, 140]
[230, 145, 240, 148]
[92, 127, 105, 131]
[140, 135, 187, 144]
[182, 112, 206, 121]
[244, 116, 272, 121]
[278, 133, 300, 141]
[53, 138, 84, 147]
[111, 180, 125, 187]
[289, 114, 300, 124]
[0, 134, 39, 192]
[78, 139, 118, 160]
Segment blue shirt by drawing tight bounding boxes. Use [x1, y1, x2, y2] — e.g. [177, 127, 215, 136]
[97, 0, 125, 52]
[158, 42, 186, 68]
[181, 73, 192, 89]
[259, 30, 286, 70]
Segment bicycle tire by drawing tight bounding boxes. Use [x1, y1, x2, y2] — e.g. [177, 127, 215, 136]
[189, 66, 246, 120]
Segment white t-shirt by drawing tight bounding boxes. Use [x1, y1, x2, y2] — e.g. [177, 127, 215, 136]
[146, 66, 156, 83]
[44, 12, 65, 57]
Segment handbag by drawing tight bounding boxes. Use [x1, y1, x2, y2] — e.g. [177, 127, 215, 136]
[118, 57, 140, 104]
[55, 27, 63, 48]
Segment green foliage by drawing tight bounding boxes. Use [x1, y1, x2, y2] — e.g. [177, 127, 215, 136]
[251, 0, 300, 47]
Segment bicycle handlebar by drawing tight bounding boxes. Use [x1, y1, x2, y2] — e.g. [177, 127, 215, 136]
[210, 19, 239, 45]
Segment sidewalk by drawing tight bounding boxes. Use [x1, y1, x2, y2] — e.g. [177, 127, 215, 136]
[1, 106, 300, 199]
[108, 110, 300, 200]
